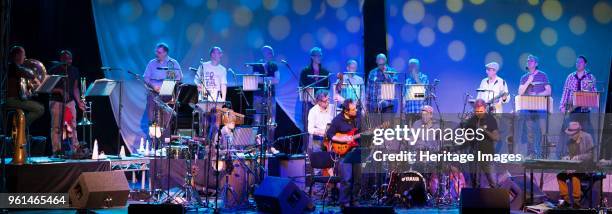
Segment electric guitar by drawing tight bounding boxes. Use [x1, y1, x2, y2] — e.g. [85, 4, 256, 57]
[328, 122, 389, 156]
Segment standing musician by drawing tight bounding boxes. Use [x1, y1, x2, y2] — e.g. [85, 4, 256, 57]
[48, 50, 86, 156]
[559, 56, 596, 136]
[462, 99, 500, 188]
[195, 46, 227, 102]
[366, 53, 397, 113]
[252, 45, 280, 140]
[143, 43, 183, 133]
[5, 46, 44, 128]
[476, 62, 509, 113]
[333, 60, 365, 112]
[299, 47, 330, 90]
[516, 54, 551, 159]
[404, 58, 429, 121]
[556, 121, 594, 208]
[326, 99, 362, 208]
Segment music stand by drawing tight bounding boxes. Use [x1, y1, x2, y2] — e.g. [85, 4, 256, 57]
[85, 79, 123, 155]
[405, 84, 427, 101]
[35, 75, 63, 94]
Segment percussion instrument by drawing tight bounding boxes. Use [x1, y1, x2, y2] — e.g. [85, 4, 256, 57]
[241, 74, 262, 91]
[572, 91, 599, 108]
[387, 170, 428, 206]
[165, 145, 192, 159]
[220, 158, 257, 208]
[406, 84, 427, 101]
[380, 83, 396, 100]
[515, 95, 553, 113]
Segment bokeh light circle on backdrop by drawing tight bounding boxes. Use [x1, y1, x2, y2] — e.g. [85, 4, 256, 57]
[391, 57, 406, 72]
[437, 15, 454, 33]
[446, 0, 463, 13]
[568, 16, 587, 35]
[473, 18, 487, 33]
[401, 24, 418, 42]
[263, 0, 279, 10]
[233, 6, 253, 27]
[386, 34, 394, 49]
[293, 0, 311, 15]
[403, 0, 425, 24]
[418, 27, 436, 47]
[300, 33, 315, 52]
[345, 16, 361, 33]
[186, 23, 205, 45]
[317, 28, 338, 49]
[495, 24, 516, 45]
[470, 0, 485, 5]
[268, 15, 291, 40]
[119, 1, 143, 22]
[516, 13, 535, 32]
[447, 40, 466, 61]
[485, 51, 504, 70]
[540, 27, 558, 46]
[327, 0, 348, 8]
[528, 0, 539, 6]
[207, 0, 218, 10]
[593, 1, 611, 24]
[556, 46, 577, 68]
[541, 0, 563, 21]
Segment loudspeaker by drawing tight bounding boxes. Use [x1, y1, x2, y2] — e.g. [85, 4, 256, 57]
[547, 209, 597, 214]
[69, 171, 130, 208]
[342, 206, 395, 213]
[460, 188, 509, 213]
[128, 203, 185, 214]
[254, 176, 311, 214]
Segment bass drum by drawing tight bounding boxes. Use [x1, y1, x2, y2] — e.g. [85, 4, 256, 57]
[387, 170, 428, 206]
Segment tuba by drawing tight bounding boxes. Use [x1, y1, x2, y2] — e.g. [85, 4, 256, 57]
[19, 59, 47, 100]
[10, 109, 28, 165]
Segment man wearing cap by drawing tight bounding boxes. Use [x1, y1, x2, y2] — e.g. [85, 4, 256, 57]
[556, 121, 594, 208]
[476, 62, 509, 113]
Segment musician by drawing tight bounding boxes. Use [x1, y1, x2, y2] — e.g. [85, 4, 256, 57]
[556, 121, 594, 208]
[5, 45, 44, 127]
[404, 58, 429, 121]
[48, 50, 85, 156]
[252, 45, 280, 140]
[366, 53, 397, 113]
[306, 90, 333, 193]
[463, 99, 500, 188]
[559, 56, 596, 138]
[326, 99, 362, 208]
[516, 54, 550, 159]
[299, 47, 330, 89]
[333, 60, 365, 109]
[195, 46, 227, 102]
[476, 62, 509, 113]
[143, 43, 183, 128]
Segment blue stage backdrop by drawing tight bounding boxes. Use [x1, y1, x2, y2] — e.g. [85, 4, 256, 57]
[92, 0, 364, 152]
[386, 0, 610, 113]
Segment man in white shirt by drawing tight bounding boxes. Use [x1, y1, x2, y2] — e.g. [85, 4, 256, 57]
[195, 46, 227, 102]
[476, 62, 509, 113]
[307, 90, 333, 153]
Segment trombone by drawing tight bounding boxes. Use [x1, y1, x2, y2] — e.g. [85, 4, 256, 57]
[77, 77, 93, 146]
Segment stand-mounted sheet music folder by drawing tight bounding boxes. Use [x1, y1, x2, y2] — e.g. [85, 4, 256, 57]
[85, 78, 119, 97]
[35, 75, 64, 94]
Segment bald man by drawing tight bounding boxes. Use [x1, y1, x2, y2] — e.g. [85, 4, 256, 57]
[366, 53, 397, 113]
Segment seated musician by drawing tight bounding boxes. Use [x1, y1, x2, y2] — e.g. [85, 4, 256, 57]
[5, 45, 44, 128]
[306, 90, 333, 195]
[326, 99, 361, 208]
[556, 121, 594, 208]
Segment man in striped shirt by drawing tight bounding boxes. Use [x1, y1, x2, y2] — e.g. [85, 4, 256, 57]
[516, 55, 550, 159]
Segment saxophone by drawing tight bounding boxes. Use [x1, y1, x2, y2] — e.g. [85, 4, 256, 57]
[10, 109, 28, 165]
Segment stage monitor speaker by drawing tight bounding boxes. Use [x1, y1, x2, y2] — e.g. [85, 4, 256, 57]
[547, 209, 597, 214]
[342, 206, 395, 213]
[128, 203, 185, 214]
[69, 171, 130, 208]
[254, 176, 311, 214]
[460, 188, 509, 213]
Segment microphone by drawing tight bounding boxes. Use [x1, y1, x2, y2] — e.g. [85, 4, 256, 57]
[189, 67, 198, 72]
[101, 66, 121, 70]
[228, 68, 237, 76]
